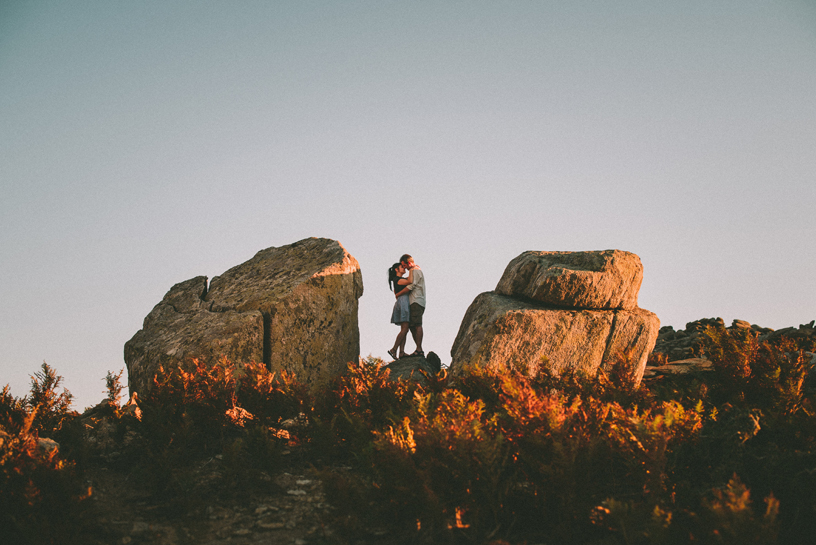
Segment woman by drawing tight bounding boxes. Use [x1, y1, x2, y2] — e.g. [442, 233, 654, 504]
[387, 262, 413, 359]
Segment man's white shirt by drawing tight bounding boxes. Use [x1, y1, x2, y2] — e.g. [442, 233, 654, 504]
[408, 267, 426, 307]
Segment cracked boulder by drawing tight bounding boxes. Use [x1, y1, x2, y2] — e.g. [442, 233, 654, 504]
[451, 250, 658, 386]
[124, 238, 363, 394]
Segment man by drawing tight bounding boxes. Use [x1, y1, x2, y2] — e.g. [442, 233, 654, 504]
[400, 253, 425, 356]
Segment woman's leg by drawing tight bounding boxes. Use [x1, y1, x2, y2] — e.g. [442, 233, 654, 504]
[391, 322, 408, 353]
[397, 323, 410, 357]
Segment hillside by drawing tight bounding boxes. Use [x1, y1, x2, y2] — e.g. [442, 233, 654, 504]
[2, 319, 816, 544]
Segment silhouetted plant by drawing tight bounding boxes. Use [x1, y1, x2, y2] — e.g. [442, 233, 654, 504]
[104, 368, 125, 413]
[28, 362, 74, 435]
[1, 368, 89, 545]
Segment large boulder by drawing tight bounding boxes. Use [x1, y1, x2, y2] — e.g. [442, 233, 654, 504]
[451, 292, 659, 382]
[451, 250, 658, 385]
[125, 238, 363, 394]
[495, 250, 643, 310]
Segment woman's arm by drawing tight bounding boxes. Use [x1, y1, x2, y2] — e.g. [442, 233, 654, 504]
[397, 269, 414, 286]
[396, 269, 414, 285]
[395, 269, 413, 297]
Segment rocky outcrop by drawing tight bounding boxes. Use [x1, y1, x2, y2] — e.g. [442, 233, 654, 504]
[451, 250, 659, 385]
[650, 317, 816, 362]
[125, 238, 363, 394]
[381, 352, 441, 385]
[495, 250, 643, 310]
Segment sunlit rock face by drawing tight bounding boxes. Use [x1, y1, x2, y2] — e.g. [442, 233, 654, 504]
[124, 238, 363, 395]
[495, 250, 643, 310]
[451, 250, 658, 386]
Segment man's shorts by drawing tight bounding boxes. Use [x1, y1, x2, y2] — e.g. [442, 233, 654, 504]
[409, 303, 425, 327]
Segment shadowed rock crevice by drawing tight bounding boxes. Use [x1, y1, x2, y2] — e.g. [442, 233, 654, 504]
[262, 311, 272, 368]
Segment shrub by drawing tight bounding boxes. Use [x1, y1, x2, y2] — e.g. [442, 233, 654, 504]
[0, 367, 89, 545]
[235, 361, 305, 427]
[27, 363, 75, 436]
[702, 326, 809, 416]
[308, 359, 420, 461]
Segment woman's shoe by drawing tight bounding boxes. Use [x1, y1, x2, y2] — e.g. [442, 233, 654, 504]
[410, 350, 424, 357]
[387, 348, 398, 360]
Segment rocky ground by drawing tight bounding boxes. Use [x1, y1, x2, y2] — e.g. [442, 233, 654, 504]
[70, 399, 349, 545]
[80, 446, 340, 545]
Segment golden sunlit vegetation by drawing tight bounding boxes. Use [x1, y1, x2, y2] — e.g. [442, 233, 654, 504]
[2, 325, 816, 544]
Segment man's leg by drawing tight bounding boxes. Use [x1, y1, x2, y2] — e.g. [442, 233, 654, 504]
[408, 303, 425, 355]
[409, 325, 423, 354]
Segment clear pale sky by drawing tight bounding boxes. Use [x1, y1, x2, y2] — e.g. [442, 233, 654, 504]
[2, 1, 814, 409]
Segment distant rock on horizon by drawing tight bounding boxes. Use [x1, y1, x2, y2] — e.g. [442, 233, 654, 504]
[450, 249, 659, 385]
[124, 238, 363, 395]
[651, 317, 816, 362]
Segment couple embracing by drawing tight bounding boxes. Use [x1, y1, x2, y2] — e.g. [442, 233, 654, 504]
[387, 254, 426, 360]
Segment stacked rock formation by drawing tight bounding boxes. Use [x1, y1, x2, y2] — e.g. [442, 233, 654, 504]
[450, 250, 659, 385]
[124, 238, 363, 395]
[652, 318, 815, 362]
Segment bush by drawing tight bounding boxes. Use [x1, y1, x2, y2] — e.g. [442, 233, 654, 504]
[702, 326, 809, 416]
[5, 335, 816, 544]
[0, 366, 89, 545]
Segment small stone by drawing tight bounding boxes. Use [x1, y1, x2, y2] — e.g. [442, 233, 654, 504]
[296, 479, 313, 486]
[258, 522, 285, 530]
[121, 538, 132, 545]
[295, 539, 306, 545]
[37, 437, 59, 456]
[287, 489, 306, 496]
[233, 528, 251, 536]
[255, 506, 269, 515]
[131, 521, 150, 535]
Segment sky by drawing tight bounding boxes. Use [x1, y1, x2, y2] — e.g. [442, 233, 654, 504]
[1, 1, 815, 410]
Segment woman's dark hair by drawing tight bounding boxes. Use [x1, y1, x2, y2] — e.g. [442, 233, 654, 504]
[388, 263, 402, 292]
